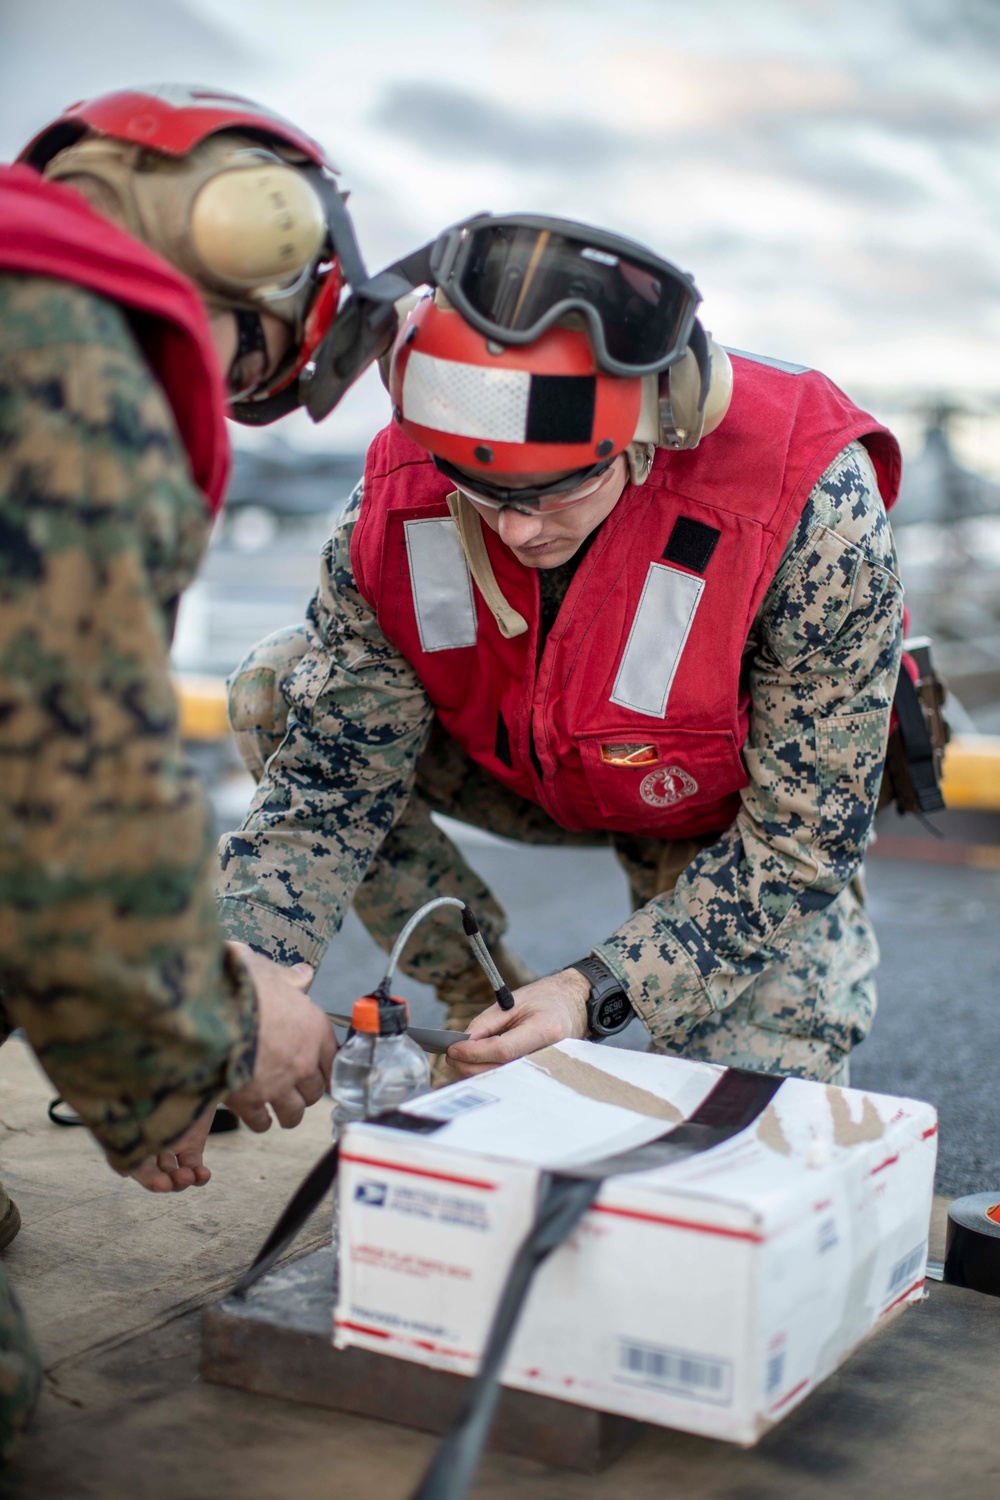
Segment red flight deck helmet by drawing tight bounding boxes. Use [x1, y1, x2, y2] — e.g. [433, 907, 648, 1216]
[389, 294, 645, 508]
[19, 85, 375, 425]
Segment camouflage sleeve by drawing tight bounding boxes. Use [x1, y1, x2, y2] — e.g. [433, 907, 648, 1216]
[216, 482, 435, 966]
[0, 274, 257, 1173]
[594, 440, 904, 1044]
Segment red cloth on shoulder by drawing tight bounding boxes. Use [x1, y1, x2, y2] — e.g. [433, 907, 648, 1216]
[0, 163, 230, 511]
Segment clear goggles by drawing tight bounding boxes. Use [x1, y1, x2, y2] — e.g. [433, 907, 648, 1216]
[428, 215, 701, 378]
[435, 455, 616, 514]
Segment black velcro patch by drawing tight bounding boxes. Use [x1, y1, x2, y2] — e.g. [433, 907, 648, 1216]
[663, 516, 721, 573]
[525, 375, 595, 444]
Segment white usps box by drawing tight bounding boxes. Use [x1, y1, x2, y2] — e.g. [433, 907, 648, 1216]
[333, 1042, 937, 1444]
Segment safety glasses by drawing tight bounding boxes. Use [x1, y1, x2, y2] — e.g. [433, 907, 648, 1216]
[428, 215, 701, 378]
[435, 455, 616, 513]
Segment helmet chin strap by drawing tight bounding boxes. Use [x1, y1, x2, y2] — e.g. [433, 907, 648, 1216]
[226, 309, 269, 399]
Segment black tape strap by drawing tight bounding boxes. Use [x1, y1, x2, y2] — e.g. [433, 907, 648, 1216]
[893, 669, 945, 814]
[409, 1067, 783, 1500]
[232, 1143, 340, 1298]
[411, 1174, 600, 1500]
[232, 1109, 451, 1298]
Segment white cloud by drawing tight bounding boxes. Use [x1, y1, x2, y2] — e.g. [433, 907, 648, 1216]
[5, 0, 999, 453]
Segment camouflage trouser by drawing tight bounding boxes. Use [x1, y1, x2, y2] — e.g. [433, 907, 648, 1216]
[0, 1264, 42, 1462]
[229, 627, 876, 1083]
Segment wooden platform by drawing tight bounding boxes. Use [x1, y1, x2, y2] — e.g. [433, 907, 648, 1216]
[201, 1239, 1000, 1491]
[201, 1246, 641, 1473]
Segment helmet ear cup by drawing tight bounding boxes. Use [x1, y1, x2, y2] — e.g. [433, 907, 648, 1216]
[188, 165, 326, 291]
[659, 330, 733, 450]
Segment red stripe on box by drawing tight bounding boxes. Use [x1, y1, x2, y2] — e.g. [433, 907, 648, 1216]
[339, 1152, 498, 1191]
[592, 1203, 764, 1242]
[335, 1320, 390, 1340]
[880, 1277, 925, 1317]
[335, 1320, 476, 1360]
[768, 1377, 810, 1413]
[921, 1125, 939, 1140]
[411, 1340, 476, 1360]
[869, 1154, 900, 1177]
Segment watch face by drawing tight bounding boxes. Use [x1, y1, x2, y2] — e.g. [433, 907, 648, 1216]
[597, 992, 631, 1031]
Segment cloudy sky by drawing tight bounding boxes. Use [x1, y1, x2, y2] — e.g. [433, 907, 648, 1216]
[3, 0, 999, 455]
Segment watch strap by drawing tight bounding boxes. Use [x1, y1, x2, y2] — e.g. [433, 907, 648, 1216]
[569, 956, 634, 1038]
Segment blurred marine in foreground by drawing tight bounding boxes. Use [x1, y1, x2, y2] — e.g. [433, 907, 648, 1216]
[0, 85, 371, 1457]
[217, 214, 904, 1087]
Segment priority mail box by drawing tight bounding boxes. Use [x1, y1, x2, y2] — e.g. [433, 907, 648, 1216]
[334, 1042, 937, 1444]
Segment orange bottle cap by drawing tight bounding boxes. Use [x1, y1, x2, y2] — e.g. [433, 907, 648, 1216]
[351, 996, 381, 1033]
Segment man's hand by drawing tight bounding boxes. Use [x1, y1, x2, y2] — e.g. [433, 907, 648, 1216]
[446, 968, 589, 1077]
[224, 943, 337, 1132]
[129, 1104, 215, 1193]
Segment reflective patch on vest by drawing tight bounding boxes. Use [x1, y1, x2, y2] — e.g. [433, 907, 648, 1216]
[404, 517, 478, 652]
[610, 562, 704, 719]
[723, 347, 810, 375]
[640, 766, 699, 807]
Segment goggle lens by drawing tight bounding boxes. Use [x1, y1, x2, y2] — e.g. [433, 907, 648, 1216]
[456, 225, 696, 371]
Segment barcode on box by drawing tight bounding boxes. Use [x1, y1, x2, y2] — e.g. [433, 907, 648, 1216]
[887, 1243, 925, 1297]
[428, 1087, 498, 1121]
[617, 1338, 733, 1405]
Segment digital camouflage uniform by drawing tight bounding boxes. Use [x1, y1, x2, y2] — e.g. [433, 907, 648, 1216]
[0, 273, 258, 1457]
[218, 438, 902, 1082]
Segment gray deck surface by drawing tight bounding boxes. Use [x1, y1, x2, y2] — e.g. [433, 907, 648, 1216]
[307, 830, 1000, 1198]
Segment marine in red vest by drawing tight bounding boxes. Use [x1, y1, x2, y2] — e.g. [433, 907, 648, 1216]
[0, 85, 383, 1455]
[216, 214, 903, 1093]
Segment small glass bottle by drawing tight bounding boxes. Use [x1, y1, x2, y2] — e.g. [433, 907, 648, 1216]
[330, 994, 430, 1237]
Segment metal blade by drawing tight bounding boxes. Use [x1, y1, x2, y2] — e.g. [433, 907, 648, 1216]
[406, 1025, 469, 1054]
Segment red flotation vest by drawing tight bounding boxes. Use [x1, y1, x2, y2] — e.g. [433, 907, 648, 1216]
[352, 353, 901, 839]
[0, 164, 230, 512]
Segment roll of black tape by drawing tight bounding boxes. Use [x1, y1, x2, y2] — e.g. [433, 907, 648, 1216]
[943, 1193, 1000, 1296]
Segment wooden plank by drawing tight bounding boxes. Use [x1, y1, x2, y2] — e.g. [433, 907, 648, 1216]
[201, 1246, 641, 1473]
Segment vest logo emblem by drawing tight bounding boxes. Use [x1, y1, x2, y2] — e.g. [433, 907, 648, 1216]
[639, 766, 699, 808]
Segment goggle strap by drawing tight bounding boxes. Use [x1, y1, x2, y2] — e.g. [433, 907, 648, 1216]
[306, 168, 369, 290]
[301, 243, 439, 422]
[383, 241, 436, 292]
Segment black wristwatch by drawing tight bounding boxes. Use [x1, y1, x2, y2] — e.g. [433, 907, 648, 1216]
[569, 956, 634, 1039]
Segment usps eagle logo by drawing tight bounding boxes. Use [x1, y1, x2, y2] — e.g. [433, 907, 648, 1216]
[639, 766, 699, 808]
